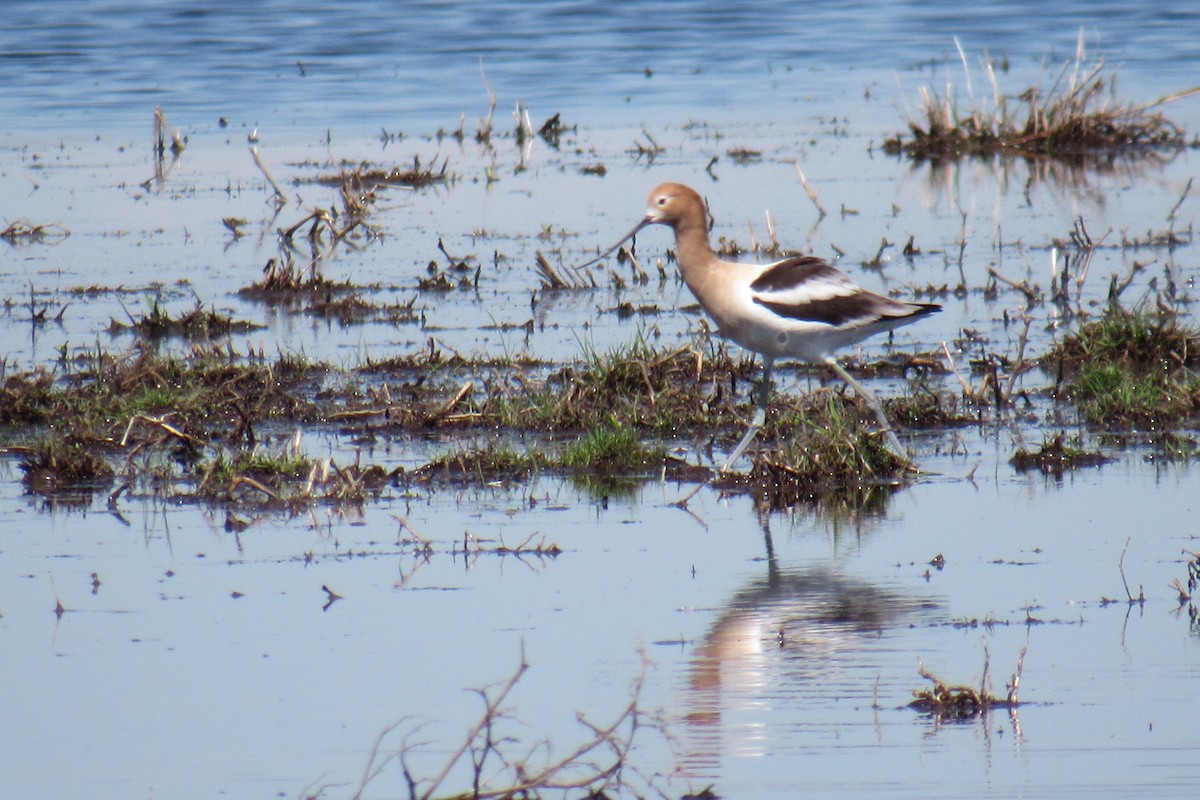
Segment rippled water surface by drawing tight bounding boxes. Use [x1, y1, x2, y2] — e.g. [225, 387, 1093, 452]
[4, 0, 1200, 136]
[3, 2, 1200, 799]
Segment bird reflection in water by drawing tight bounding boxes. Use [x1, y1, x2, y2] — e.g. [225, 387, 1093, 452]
[679, 516, 937, 778]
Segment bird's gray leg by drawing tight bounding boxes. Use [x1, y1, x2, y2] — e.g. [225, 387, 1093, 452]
[722, 357, 774, 472]
[824, 357, 909, 461]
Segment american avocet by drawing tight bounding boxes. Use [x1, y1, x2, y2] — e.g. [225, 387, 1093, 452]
[582, 182, 941, 471]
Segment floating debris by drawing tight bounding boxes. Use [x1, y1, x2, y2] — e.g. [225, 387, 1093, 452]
[909, 646, 1027, 720]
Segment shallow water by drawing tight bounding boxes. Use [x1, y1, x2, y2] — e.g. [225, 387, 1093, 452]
[4, 455, 1199, 799]
[3, 2, 1200, 799]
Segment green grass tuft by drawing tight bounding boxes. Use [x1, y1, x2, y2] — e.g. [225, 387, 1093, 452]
[736, 392, 909, 510]
[561, 423, 663, 471]
[1048, 305, 1200, 426]
[415, 442, 544, 483]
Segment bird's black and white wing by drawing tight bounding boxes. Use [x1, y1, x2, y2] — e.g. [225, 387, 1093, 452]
[749, 255, 935, 328]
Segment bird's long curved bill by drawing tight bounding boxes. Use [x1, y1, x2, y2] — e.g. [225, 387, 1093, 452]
[575, 217, 651, 270]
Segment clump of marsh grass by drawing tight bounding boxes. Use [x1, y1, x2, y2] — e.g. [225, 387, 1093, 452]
[530, 338, 752, 434]
[242, 251, 339, 293]
[0, 345, 321, 433]
[242, 155, 415, 298]
[885, 387, 974, 429]
[308, 155, 452, 191]
[1046, 304, 1200, 426]
[1010, 433, 1111, 477]
[0, 346, 328, 509]
[885, 34, 1198, 161]
[412, 442, 544, 485]
[732, 391, 910, 510]
[195, 435, 396, 507]
[537, 111, 573, 148]
[15, 435, 115, 495]
[561, 423, 665, 472]
[238, 250, 420, 325]
[909, 645, 1027, 721]
[108, 295, 265, 340]
[2, 338, 930, 509]
[284, 157, 448, 249]
[198, 444, 311, 488]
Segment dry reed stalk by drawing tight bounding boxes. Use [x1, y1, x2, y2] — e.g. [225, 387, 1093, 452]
[250, 145, 288, 204]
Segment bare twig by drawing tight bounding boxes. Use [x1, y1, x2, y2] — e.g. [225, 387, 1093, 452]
[987, 267, 1041, 304]
[338, 649, 676, 800]
[940, 341, 976, 400]
[250, 145, 288, 204]
[230, 475, 283, 502]
[476, 60, 497, 144]
[1006, 646, 1028, 705]
[1003, 314, 1034, 402]
[120, 413, 211, 449]
[1167, 177, 1193, 225]
[417, 650, 530, 800]
[793, 162, 827, 219]
[1118, 537, 1144, 604]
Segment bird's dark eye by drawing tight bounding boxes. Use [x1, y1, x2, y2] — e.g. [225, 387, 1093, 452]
[657, 196, 667, 206]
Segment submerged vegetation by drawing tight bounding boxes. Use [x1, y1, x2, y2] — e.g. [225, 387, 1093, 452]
[413, 442, 544, 485]
[1, 219, 70, 244]
[16, 436, 115, 495]
[108, 296, 265, 339]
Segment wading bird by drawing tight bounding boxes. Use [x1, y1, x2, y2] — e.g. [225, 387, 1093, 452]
[581, 182, 940, 471]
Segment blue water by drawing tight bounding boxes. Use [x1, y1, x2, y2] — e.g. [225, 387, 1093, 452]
[3, 0, 1199, 138]
[3, 4, 1200, 800]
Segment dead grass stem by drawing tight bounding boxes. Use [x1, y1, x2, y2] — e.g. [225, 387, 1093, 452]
[1, 220, 70, 244]
[250, 145, 287, 204]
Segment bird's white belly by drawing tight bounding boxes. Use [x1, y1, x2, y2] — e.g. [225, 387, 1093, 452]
[718, 317, 840, 363]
